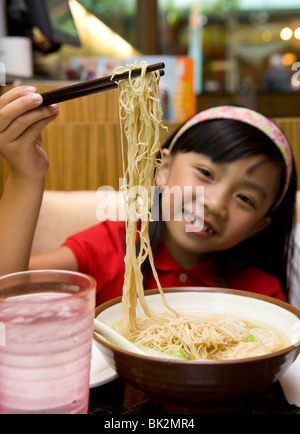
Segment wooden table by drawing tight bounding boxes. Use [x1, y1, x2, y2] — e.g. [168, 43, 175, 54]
[88, 377, 300, 415]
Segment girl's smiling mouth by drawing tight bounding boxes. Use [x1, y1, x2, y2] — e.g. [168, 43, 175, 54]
[183, 209, 215, 235]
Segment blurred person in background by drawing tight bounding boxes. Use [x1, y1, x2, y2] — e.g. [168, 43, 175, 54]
[263, 53, 292, 92]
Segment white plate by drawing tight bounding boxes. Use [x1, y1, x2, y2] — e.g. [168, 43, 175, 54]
[89, 340, 118, 388]
[280, 355, 300, 407]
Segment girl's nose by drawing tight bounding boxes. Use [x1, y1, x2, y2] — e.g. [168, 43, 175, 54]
[204, 186, 229, 218]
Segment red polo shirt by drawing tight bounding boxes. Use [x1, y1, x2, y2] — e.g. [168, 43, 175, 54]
[63, 220, 286, 307]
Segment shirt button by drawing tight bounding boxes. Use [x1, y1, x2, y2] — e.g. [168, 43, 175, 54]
[179, 273, 188, 282]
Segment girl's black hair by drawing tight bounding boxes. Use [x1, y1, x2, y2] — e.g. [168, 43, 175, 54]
[139, 117, 297, 300]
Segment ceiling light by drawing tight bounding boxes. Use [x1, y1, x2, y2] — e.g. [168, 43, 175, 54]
[294, 27, 300, 40]
[280, 27, 293, 41]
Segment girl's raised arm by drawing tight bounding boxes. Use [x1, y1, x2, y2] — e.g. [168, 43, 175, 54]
[0, 86, 59, 275]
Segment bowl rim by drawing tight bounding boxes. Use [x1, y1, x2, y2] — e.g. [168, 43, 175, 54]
[94, 287, 300, 364]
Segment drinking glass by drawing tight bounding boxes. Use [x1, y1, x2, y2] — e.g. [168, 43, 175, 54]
[0, 270, 96, 414]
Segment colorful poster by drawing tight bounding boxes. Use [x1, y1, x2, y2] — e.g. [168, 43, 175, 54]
[70, 55, 196, 121]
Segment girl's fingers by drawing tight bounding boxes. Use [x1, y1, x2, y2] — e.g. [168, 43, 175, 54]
[0, 87, 59, 180]
[2, 103, 59, 143]
[0, 86, 37, 102]
[0, 86, 37, 109]
[16, 111, 59, 149]
[0, 92, 45, 133]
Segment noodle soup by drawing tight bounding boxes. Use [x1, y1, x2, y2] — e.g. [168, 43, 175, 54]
[111, 312, 290, 361]
[94, 289, 300, 413]
[96, 289, 300, 362]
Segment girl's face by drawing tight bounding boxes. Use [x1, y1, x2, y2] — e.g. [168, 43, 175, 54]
[156, 149, 282, 268]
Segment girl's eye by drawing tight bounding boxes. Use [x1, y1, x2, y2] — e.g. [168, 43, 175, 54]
[198, 168, 213, 179]
[237, 194, 254, 207]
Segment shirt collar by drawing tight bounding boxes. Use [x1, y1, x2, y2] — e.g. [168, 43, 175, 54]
[154, 238, 220, 287]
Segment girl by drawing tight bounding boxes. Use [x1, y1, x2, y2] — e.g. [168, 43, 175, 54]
[155, 107, 296, 302]
[0, 87, 297, 306]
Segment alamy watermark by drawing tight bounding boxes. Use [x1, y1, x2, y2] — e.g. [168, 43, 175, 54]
[292, 62, 300, 89]
[0, 322, 6, 347]
[96, 179, 205, 233]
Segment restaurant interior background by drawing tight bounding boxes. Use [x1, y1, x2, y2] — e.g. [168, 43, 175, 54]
[1, 0, 300, 192]
[1, 0, 300, 116]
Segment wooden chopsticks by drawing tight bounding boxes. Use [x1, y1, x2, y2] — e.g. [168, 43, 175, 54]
[40, 62, 165, 106]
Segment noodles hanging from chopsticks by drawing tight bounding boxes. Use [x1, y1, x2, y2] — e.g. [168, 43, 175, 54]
[116, 61, 177, 336]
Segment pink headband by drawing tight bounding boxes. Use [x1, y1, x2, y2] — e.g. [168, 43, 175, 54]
[169, 106, 292, 207]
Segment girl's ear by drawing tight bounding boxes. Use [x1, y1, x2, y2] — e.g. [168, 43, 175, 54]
[156, 148, 172, 187]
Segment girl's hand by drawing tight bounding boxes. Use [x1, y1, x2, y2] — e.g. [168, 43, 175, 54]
[0, 86, 59, 181]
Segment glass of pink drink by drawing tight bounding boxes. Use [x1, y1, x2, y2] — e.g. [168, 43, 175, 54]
[0, 270, 96, 414]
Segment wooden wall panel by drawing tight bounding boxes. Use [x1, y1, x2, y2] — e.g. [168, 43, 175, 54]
[0, 84, 300, 192]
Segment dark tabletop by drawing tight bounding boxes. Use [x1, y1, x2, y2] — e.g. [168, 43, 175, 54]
[88, 378, 300, 415]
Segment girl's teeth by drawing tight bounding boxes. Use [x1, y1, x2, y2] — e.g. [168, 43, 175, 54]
[193, 219, 203, 229]
[202, 225, 213, 234]
[184, 210, 195, 223]
[185, 210, 214, 233]
[185, 211, 205, 230]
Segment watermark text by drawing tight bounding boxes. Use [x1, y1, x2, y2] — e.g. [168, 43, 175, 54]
[292, 62, 300, 88]
[96, 180, 204, 233]
[0, 322, 6, 347]
[0, 61, 6, 86]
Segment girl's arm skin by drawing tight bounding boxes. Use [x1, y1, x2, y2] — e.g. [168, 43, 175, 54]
[0, 86, 77, 275]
